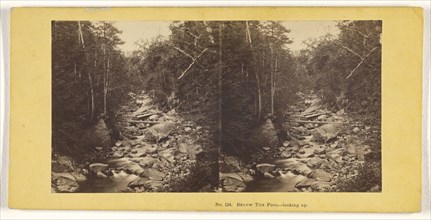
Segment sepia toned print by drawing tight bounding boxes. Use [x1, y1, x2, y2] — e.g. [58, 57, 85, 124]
[51, 20, 381, 193]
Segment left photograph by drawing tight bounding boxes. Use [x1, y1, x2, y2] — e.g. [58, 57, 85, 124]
[51, 21, 220, 193]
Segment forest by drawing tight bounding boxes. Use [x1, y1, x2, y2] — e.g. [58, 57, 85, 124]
[51, 20, 382, 193]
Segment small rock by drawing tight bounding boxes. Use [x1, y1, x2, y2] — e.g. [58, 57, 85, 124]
[319, 154, 327, 159]
[147, 147, 158, 154]
[196, 126, 203, 130]
[160, 152, 175, 163]
[151, 153, 159, 158]
[184, 127, 192, 132]
[305, 123, 314, 129]
[353, 127, 360, 133]
[346, 144, 357, 155]
[263, 172, 275, 179]
[149, 114, 159, 120]
[327, 153, 343, 163]
[297, 140, 308, 146]
[95, 147, 103, 151]
[112, 151, 124, 158]
[317, 114, 328, 121]
[336, 109, 345, 116]
[283, 141, 290, 147]
[313, 146, 326, 154]
[96, 171, 108, 178]
[330, 142, 338, 148]
[262, 147, 270, 151]
[70, 172, 87, 182]
[280, 151, 292, 158]
[115, 141, 122, 147]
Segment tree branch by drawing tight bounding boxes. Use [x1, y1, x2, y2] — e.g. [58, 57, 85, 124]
[346, 46, 378, 79]
[169, 43, 206, 69]
[337, 42, 363, 59]
[177, 48, 208, 80]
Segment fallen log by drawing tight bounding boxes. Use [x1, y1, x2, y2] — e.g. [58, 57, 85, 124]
[304, 112, 327, 119]
[135, 112, 156, 119]
[287, 120, 348, 124]
[122, 120, 160, 124]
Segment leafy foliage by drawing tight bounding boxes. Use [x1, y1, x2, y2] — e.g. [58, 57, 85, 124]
[52, 21, 127, 155]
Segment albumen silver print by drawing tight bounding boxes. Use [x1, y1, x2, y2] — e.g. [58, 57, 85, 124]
[51, 20, 382, 193]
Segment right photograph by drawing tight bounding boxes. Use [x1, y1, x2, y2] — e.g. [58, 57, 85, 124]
[219, 20, 382, 192]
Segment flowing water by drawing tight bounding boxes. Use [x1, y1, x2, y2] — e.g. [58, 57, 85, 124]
[78, 158, 140, 193]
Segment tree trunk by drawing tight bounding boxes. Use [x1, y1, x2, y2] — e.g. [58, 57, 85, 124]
[218, 22, 223, 140]
[77, 21, 95, 122]
[104, 56, 110, 115]
[245, 21, 262, 121]
[270, 43, 274, 116]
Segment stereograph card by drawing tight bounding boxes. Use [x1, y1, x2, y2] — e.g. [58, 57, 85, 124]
[8, 7, 423, 212]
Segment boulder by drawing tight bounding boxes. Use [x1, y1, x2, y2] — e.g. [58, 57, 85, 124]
[312, 123, 344, 143]
[52, 175, 79, 193]
[144, 122, 176, 142]
[275, 159, 312, 176]
[52, 156, 76, 173]
[143, 180, 164, 191]
[128, 177, 148, 188]
[70, 172, 87, 182]
[259, 119, 279, 148]
[256, 163, 276, 173]
[159, 149, 175, 163]
[177, 140, 202, 159]
[138, 157, 157, 168]
[81, 118, 112, 149]
[306, 158, 325, 168]
[143, 168, 166, 181]
[89, 163, 109, 174]
[220, 172, 253, 183]
[220, 156, 242, 173]
[120, 162, 145, 175]
[220, 174, 246, 192]
[296, 178, 318, 188]
[311, 181, 332, 192]
[308, 169, 333, 182]
[327, 153, 343, 163]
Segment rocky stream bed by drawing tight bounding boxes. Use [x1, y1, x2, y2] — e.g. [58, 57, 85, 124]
[220, 92, 381, 192]
[52, 91, 210, 193]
